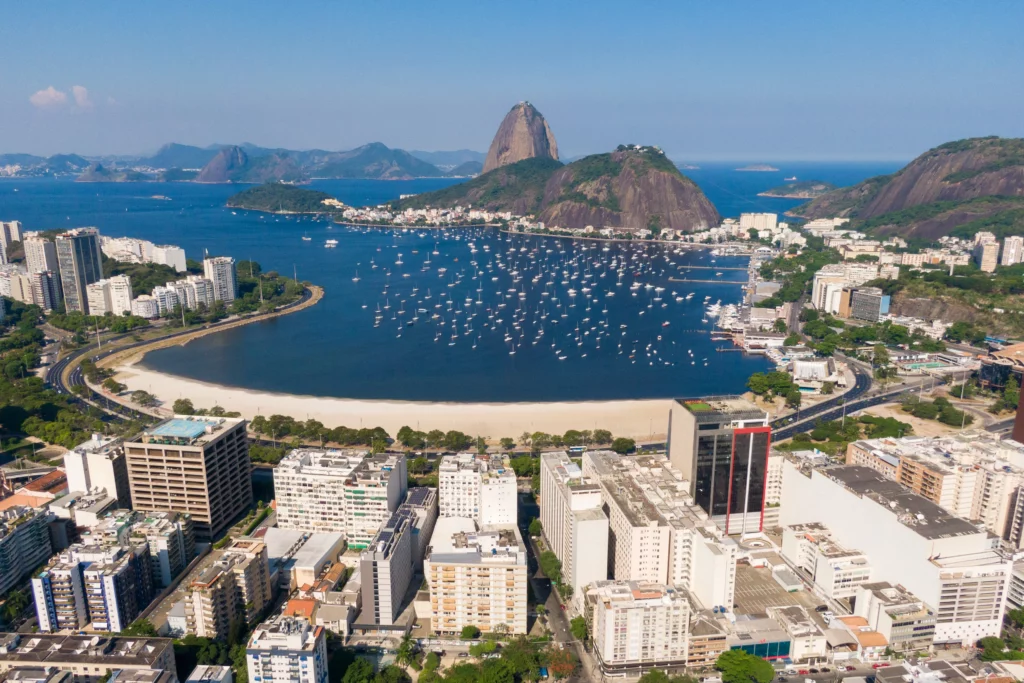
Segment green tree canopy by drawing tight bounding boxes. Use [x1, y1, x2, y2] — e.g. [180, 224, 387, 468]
[715, 649, 775, 683]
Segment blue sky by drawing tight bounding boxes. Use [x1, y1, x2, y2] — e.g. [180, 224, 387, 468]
[2, 1, 1022, 161]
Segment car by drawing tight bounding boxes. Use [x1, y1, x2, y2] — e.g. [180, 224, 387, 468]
[872, 663, 890, 670]
[778, 677, 788, 681]
[798, 671, 808, 675]
[458, 653, 469, 658]
[845, 667, 855, 672]
[814, 605, 828, 612]
[560, 604, 566, 610]
[809, 669, 819, 674]
[820, 668, 830, 673]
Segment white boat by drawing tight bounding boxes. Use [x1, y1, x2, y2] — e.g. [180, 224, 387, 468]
[325, 239, 339, 248]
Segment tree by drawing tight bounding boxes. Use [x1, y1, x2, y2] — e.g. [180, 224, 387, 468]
[545, 648, 578, 679]
[500, 437, 515, 451]
[592, 429, 612, 444]
[610, 437, 636, 454]
[785, 389, 802, 409]
[529, 518, 543, 537]
[470, 639, 498, 658]
[716, 649, 774, 683]
[1006, 375, 1020, 410]
[375, 665, 411, 683]
[746, 372, 771, 395]
[773, 318, 788, 333]
[342, 658, 375, 683]
[130, 389, 157, 407]
[640, 673, 699, 683]
[783, 333, 801, 346]
[562, 430, 584, 447]
[538, 551, 562, 583]
[102, 378, 126, 394]
[395, 633, 416, 669]
[2, 589, 29, 624]
[461, 625, 481, 640]
[120, 618, 158, 637]
[569, 616, 588, 643]
[480, 658, 515, 683]
[821, 381, 835, 395]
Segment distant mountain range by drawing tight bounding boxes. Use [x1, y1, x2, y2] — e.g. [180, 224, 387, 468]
[0, 142, 490, 183]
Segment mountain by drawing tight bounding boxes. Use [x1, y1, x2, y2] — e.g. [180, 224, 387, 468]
[0, 153, 45, 167]
[792, 137, 1024, 238]
[76, 163, 152, 183]
[226, 184, 339, 213]
[758, 180, 836, 199]
[141, 143, 221, 170]
[312, 142, 443, 180]
[409, 149, 485, 170]
[194, 146, 307, 184]
[482, 102, 559, 174]
[43, 154, 91, 174]
[446, 160, 483, 177]
[402, 145, 720, 233]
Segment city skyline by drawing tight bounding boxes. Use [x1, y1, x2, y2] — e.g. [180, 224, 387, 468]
[1, 2, 1022, 160]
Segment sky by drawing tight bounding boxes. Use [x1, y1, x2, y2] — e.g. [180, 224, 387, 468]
[2, 2, 1022, 161]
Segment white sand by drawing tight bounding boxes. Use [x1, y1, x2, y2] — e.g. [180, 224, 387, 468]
[114, 362, 672, 441]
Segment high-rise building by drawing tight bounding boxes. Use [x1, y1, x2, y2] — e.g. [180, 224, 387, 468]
[273, 450, 406, 547]
[109, 274, 133, 315]
[1003, 236, 1024, 267]
[781, 523, 873, 599]
[150, 245, 187, 273]
[423, 518, 528, 635]
[438, 452, 517, 526]
[245, 614, 328, 683]
[124, 416, 252, 540]
[0, 507, 54, 595]
[359, 510, 414, 626]
[63, 434, 132, 507]
[29, 271, 59, 312]
[183, 539, 271, 640]
[974, 240, 1000, 273]
[55, 228, 103, 313]
[539, 453, 609, 608]
[850, 287, 891, 322]
[24, 234, 63, 303]
[667, 397, 771, 534]
[203, 256, 238, 303]
[151, 285, 179, 315]
[0, 220, 23, 254]
[87, 509, 197, 589]
[131, 294, 160, 319]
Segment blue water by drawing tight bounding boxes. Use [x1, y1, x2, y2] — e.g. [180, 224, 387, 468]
[0, 161, 901, 402]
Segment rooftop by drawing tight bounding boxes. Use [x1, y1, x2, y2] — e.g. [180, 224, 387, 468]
[133, 415, 243, 447]
[426, 517, 526, 566]
[676, 396, 767, 423]
[0, 633, 172, 667]
[585, 580, 692, 610]
[275, 449, 404, 487]
[439, 452, 515, 479]
[71, 433, 122, 458]
[248, 614, 321, 652]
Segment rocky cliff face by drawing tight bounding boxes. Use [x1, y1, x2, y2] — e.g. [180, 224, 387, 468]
[195, 146, 306, 183]
[482, 102, 558, 174]
[537, 147, 720, 233]
[794, 137, 1024, 221]
[195, 146, 249, 183]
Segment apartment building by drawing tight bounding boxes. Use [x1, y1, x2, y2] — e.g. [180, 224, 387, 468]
[203, 256, 238, 302]
[359, 510, 414, 627]
[781, 523, 873, 599]
[84, 509, 196, 589]
[64, 434, 132, 507]
[170, 276, 216, 310]
[438, 452, 517, 526]
[124, 416, 251, 540]
[855, 581, 937, 652]
[273, 449, 407, 548]
[974, 240, 1000, 273]
[86, 275, 134, 316]
[131, 295, 159, 319]
[1002, 236, 1024, 267]
[183, 539, 272, 639]
[539, 453, 609, 609]
[780, 459, 1012, 645]
[739, 213, 778, 232]
[0, 507, 54, 595]
[245, 614, 328, 683]
[585, 581, 693, 673]
[0, 633, 177, 682]
[55, 227, 103, 313]
[850, 287, 891, 322]
[29, 271, 59, 312]
[423, 517, 528, 636]
[582, 451, 737, 611]
[847, 433, 1024, 542]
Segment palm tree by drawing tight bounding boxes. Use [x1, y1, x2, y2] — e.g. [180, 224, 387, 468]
[395, 633, 416, 669]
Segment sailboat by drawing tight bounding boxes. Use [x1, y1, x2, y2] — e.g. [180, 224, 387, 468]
[302, 232, 312, 241]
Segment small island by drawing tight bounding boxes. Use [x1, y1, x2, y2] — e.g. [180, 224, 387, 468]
[226, 183, 344, 214]
[75, 163, 152, 183]
[758, 180, 837, 199]
[735, 164, 780, 172]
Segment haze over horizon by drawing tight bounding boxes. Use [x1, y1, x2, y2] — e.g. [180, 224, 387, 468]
[2, 2, 1022, 162]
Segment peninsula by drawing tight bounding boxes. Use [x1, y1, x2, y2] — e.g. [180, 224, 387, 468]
[758, 180, 837, 198]
[735, 164, 780, 172]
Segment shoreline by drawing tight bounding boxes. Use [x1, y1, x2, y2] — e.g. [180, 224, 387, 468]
[112, 361, 672, 440]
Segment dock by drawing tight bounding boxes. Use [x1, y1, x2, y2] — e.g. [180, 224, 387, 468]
[669, 277, 747, 284]
[677, 265, 748, 271]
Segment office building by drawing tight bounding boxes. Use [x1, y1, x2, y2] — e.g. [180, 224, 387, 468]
[667, 397, 771, 534]
[245, 614, 328, 683]
[273, 449, 407, 547]
[847, 433, 1024, 542]
[55, 228, 103, 313]
[0, 507, 54, 596]
[855, 581, 936, 652]
[781, 523, 873, 599]
[582, 451, 737, 610]
[780, 459, 1011, 645]
[539, 453, 609, 609]
[359, 509, 414, 626]
[203, 257, 238, 303]
[767, 605, 828, 663]
[184, 539, 272, 639]
[64, 434, 132, 507]
[438, 452, 517, 526]
[850, 287, 891, 322]
[424, 517, 528, 635]
[585, 581, 693, 673]
[975, 240, 1000, 273]
[124, 416, 251, 540]
[0, 633, 177, 681]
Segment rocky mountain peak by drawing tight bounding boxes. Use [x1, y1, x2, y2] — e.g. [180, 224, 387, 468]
[482, 102, 559, 173]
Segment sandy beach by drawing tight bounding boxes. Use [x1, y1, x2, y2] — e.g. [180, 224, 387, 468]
[113, 361, 672, 441]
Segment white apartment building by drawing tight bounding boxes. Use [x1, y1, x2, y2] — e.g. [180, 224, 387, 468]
[204, 256, 238, 302]
[0, 507, 53, 595]
[131, 294, 159, 319]
[246, 614, 328, 683]
[846, 433, 1024, 543]
[803, 218, 851, 234]
[424, 517, 528, 635]
[171, 276, 215, 310]
[63, 434, 132, 507]
[273, 450, 407, 549]
[855, 581, 937, 652]
[100, 236, 187, 273]
[780, 459, 1011, 645]
[85, 275, 133, 316]
[359, 508, 414, 626]
[764, 453, 784, 529]
[975, 241, 1000, 273]
[585, 581, 692, 673]
[1003, 236, 1024, 267]
[781, 523, 873, 599]
[0, 221, 23, 253]
[150, 245, 187, 272]
[438, 452, 517, 526]
[151, 285, 179, 315]
[582, 451, 737, 611]
[539, 453, 609, 609]
[739, 213, 778, 232]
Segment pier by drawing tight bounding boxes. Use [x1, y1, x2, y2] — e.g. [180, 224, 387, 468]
[677, 265, 748, 271]
[669, 277, 747, 284]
